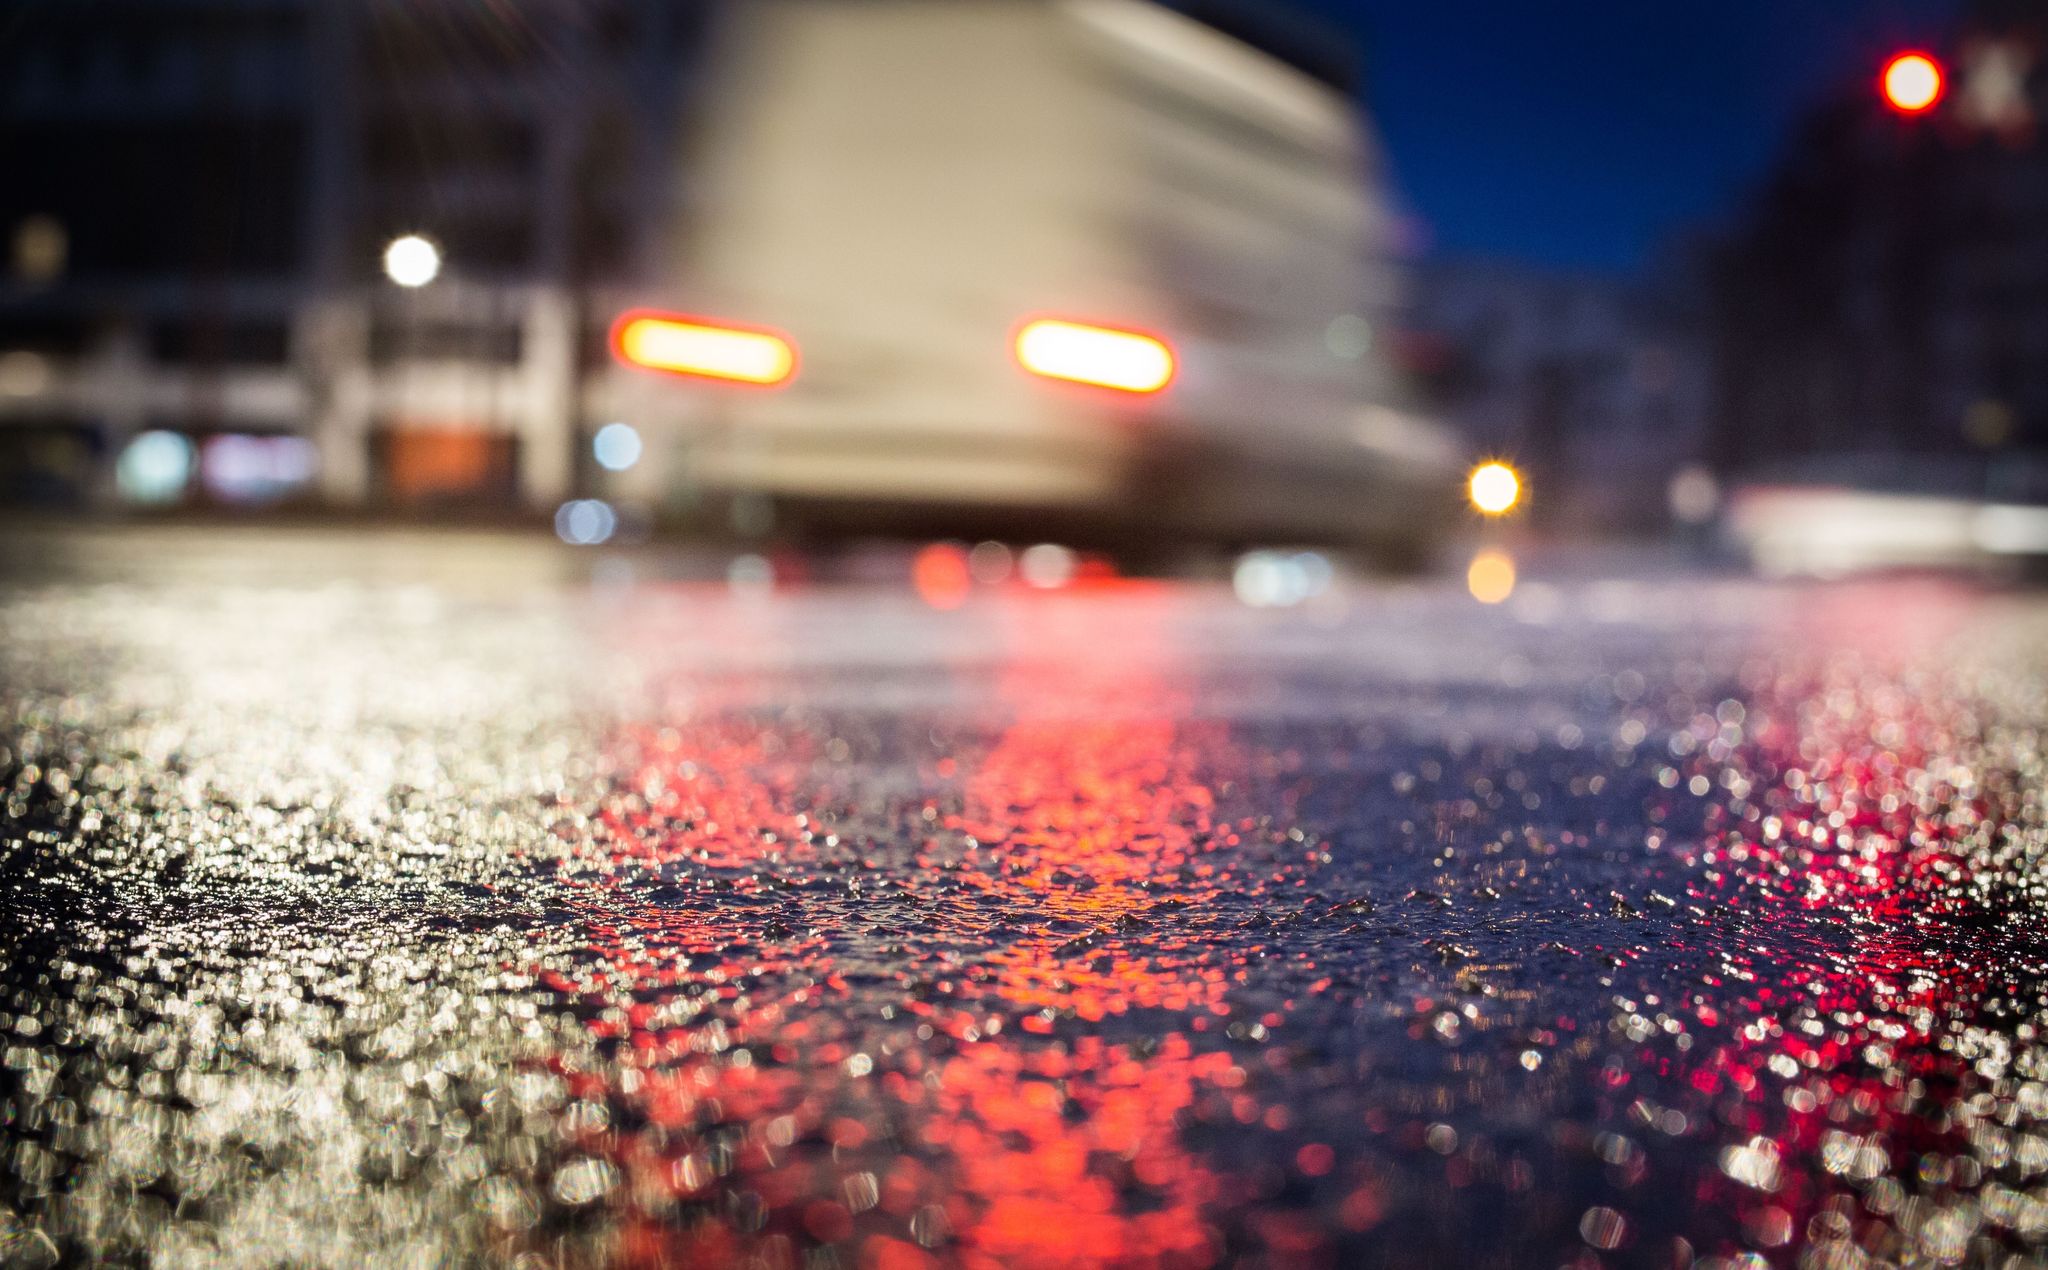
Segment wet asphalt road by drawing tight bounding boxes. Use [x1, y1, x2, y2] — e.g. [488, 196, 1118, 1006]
[4, 529, 2048, 1269]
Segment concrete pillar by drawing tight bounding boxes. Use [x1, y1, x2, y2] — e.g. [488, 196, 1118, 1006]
[304, 297, 373, 505]
[518, 288, 576, 508]
[85, 325, 150, 509]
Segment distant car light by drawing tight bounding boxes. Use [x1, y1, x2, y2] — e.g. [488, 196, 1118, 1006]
[1468, 462, 1522, 516]
[592, 422, 643, 472]
[1233, 550, 1334, 608]
[612, 311, 798, 387]
[1018, 543, 1078, 588]
[555, 499, 618, 546]
[1014, 319, 1175, 394]
[201, 433, 317, 504]
[117, 430, 196, 504]
[912, 542, 972, 610]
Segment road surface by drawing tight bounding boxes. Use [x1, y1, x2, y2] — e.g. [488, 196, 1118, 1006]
[3, 527, 2047, 1269]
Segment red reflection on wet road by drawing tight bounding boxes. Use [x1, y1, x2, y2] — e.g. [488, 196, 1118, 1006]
[1662, 625, 2029, 1263]
[526, 588, 1284, 1269]
[911, 593, 1241, 1265]
[950, 595, 1231, 1024]
[512, 580, 2047, 1269]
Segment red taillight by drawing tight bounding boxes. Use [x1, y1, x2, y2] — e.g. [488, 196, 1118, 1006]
[1014, 318, 1176, 394]
[611, 310, 798, 387]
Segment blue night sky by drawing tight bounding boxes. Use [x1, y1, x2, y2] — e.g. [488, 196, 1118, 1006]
[1287, 0, 1963, 272]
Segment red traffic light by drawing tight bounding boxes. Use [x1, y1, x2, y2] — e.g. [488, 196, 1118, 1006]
[1881, 52, 1944, 114]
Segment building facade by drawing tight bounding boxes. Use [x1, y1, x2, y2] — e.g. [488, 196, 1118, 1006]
[0, 0, 707, 511]
[1708, 0, 2048, 474]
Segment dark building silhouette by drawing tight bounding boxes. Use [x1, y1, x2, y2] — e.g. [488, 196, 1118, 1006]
[1710, 0, 2048, 476]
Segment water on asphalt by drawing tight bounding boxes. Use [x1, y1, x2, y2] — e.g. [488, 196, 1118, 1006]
[3, 542, 2047, 1269]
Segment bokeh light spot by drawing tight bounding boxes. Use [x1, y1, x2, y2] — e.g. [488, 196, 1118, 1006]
[592, 422, 643, 472]
[1466, 550, 1516, 604]
[116, 430, 196, 504]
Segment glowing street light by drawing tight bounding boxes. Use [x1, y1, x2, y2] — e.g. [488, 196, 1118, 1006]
[1467, 461, 1522, 516]
[1882, 52, 1945, 115]
[382, 234, 442, 288]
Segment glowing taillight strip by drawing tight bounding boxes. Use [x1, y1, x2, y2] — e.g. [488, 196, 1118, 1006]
[611, 310, 798, 387]
[1014, 318, 1176, 394]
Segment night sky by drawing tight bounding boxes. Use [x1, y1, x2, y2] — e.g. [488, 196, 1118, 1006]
[1289, 0, 1962, 272]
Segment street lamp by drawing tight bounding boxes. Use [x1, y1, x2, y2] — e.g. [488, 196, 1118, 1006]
[382, 234, 442, 288]
[1468, 461, 1522, 517]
